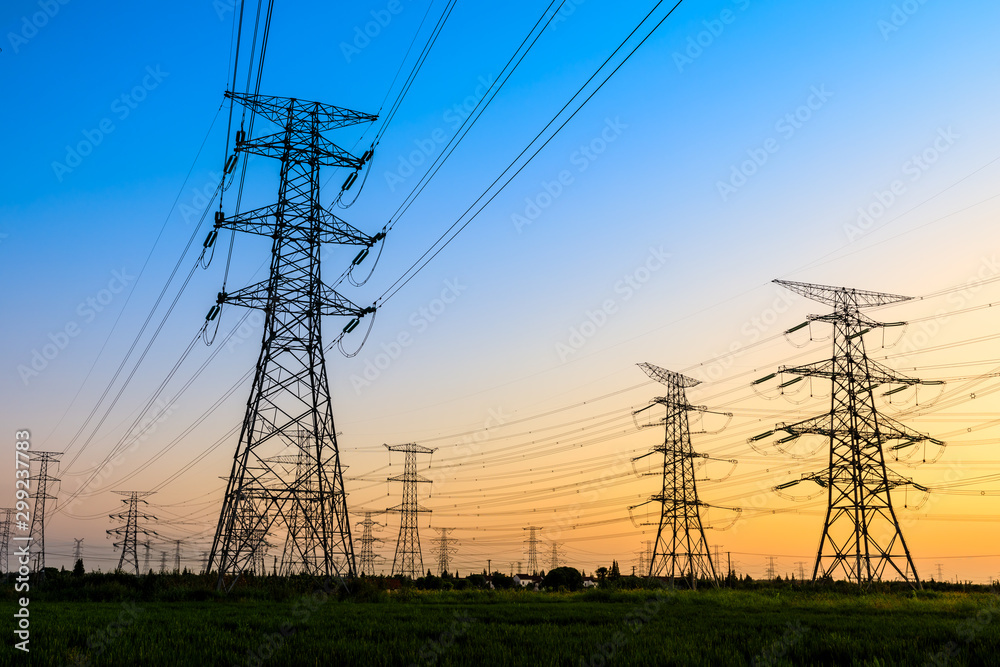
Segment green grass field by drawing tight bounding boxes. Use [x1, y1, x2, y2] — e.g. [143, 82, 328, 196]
[7, 585, 1000, 666]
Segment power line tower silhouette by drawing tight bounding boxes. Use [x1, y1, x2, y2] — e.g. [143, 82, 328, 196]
[523, 527, 541, 574]
[762, 279, 939, 588]
[142, 541, 151, 574]
[630, 364, 728, 589]
[765, 556, 777, 580]
[73, 538, 84, 563]
[159, 551, 168, 574]
[29, 451, 62, 573]
[434, 528, 458, 576]
[550, 542, 559, 571]
[107, 491, 157, 575]
[386, 444, 435, 578]
[0, 508, 12, 574]
[174, 540, 182, 574]
[207, 92, 381, 589]
[356, 511, 385, 576]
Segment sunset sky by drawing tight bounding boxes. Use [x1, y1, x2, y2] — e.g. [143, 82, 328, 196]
[3, 0, 1000, 582]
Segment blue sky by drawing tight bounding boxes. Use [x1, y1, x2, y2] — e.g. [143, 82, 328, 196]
[3, 0, 1000, 578]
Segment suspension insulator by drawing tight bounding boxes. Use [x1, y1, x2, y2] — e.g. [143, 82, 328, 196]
[206, 305, 220, 321]
[342, 171, 358, 191]
[214, 210, 225, 226]
[224, 154, 239, 174]
[785, 321, 809, 334]
[883, 385, 910, 396]
[751, 373, 776, 385]
[778, 377, 803, 389]
[352, 248, 369, 266]
[343, 318, 360, 334]
[203, 230, 218, 248]
[361, 149, 374, 163]
[749, 430, 775, 442]
[235, 129, 246, 145]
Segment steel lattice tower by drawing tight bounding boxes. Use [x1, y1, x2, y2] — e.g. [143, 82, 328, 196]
[386, 444, 435, 578]
[632, 364, 719, 588]
[73, 538, 84, 564]
[550, 542, 559, 571]
[0, 508, 12, 574]
[207, 92, 381, 589]
[523, 527, 541, 574]
[356, 512, 385, 576]
[434, 528, 457, 576]
[28, 451, 61, 573]
[106, 491, 157, 575]
[142, 541, 151, 574]
[764, 279, 939, 587]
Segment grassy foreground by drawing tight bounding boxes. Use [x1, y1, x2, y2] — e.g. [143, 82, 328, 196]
[6, 586, 1000, 666]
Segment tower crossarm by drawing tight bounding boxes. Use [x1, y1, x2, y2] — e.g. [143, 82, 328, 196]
[781, 357, 923, 387]
[216, 204, 378, 246]
[219, 280, 374, 318]
[386, 503, 432, 514]
[226, 91, 378, 131]
[638, 362, 701, 388]
[774, 279, 912, 309]
[236, 129, 364, 168]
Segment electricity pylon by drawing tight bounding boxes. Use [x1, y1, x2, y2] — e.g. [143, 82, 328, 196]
[107, 491, 157, 575]
[73, 538, 84, 563]
[28, 451, 62, 573]
[760, 279, 941, 588]
[549, 542, 559, 571]
[356, 512, 385, 576]
[630, 364, 732, 589]
[207, 92, 381, 589]
[434, 528, 458, 576]
[0, 508, 12, 574]
[523, 527, 541, 574]
[386, 444, 435, 578]
[174, 540, 182, 574]
[142, 541, 151, 574]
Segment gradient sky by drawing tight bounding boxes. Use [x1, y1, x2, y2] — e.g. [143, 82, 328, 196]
[3, 0, 1000, 581]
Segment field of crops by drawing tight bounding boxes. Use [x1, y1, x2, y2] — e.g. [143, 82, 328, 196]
[8, 580, 1000, 666]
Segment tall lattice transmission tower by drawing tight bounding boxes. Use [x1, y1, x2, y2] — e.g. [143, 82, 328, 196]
[356, 511, 385, 576]
[73, 538, 84, 564]
[207, 92, 381, 589]
[0, 508, 12, 574]
[549, 542, 559, 571]
[107, 491, 157, 575]
[29, 451, 61, 573]
[386, 444, 435, 578]
[630, 363, 733, 588]
[523, 527, 541, 574]
[142, 541, 151, 574]
[758, 279, 940, 588]
[434, 528, 458, 576]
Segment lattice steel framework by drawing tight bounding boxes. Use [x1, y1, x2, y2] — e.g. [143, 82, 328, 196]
[386, 444, 435, 578]
[356, 512, 385, 576]
[434, 527, 458, 576]
[523, 527, 541, 575]
[29, 451, 61, 573]
[766, 279, 940, 588]
[632, 364, 719, 588]
[207, 92, 380, 589]
[0, 508, 12, 574]
[107, 491, 157, 576]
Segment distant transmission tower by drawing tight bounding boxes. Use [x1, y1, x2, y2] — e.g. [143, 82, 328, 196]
[174, 540, 182, 574]
[356, 512, 385, 576]
[550, 542, 559, 571]
[207, 92, 381, 589]
[386, 444, 436, 578]
[630, 364, 732, 588]
[106, 491, 157, 575]
[28, 451, 62, 573]
[159, 551, 168, 574]
[142, 541, 151, 574]
[73, 538, 84, 563]
[0, 508, 12, 574]
[765, 556, 777, 580]
[523, 527, 541, 574]
[761, 279, 940, 588]
[434, 528, 458, 576]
